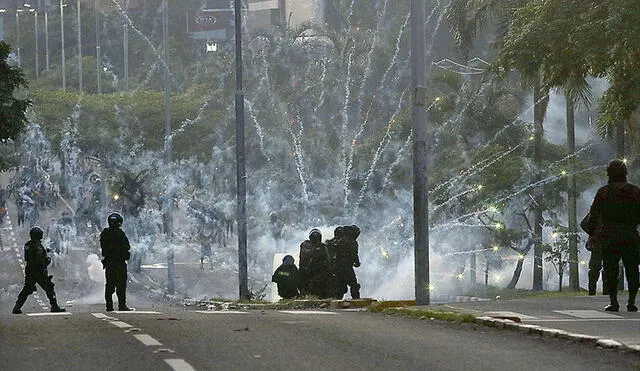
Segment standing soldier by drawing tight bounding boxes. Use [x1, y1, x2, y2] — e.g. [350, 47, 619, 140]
[298, 229, 317, 296]
[12, 226, 66, 314]
[100, 212, 132, 311]
[583, 159, 640, 311]
[307, 229, 334, 299]
[334, 225, 362, 299]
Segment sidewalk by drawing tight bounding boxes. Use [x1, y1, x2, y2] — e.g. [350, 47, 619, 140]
[408, 295, 640, 352]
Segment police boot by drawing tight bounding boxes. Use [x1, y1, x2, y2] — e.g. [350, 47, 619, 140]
[51, 305, 66, 313]
[118, 306, 132, 311]
[12, 306, 23, 314]
[605, 294, 620, 312]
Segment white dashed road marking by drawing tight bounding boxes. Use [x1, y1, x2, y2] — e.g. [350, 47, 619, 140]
[164, 358, 196, 371]
[26, 312, 71, 316]
[110, 321, 133, 328]
[195, 310, 248, 314]
[279, 310, 338, 315]
[134, 334, 163, 346]
[553, 310, 622, 319]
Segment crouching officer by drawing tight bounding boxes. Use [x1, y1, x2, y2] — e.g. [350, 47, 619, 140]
[12, 226, 66, 314]
[101, 212, 132, 311]
[272, 255, 300, 299]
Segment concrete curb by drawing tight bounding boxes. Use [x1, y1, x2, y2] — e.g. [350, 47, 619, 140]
[475, 316, 634, 352]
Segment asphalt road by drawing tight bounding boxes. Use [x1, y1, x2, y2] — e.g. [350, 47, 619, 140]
[2, 304, 640, 371]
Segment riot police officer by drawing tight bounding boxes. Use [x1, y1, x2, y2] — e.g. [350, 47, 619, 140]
[100, 212, 132, 311]
[272, 255, 300, 299]
[334, 225, 361, 299]
[306, 229, 334, 299]
[12, 226, 65, 314]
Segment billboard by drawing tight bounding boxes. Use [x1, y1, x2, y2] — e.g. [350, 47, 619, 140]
[187, 8, 233, 41]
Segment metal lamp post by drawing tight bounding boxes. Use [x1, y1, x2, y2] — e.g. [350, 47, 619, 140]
[162, 0, 174, 295]
[76, 0, 82, 92]
[234, 0, 249, 300]
[60, 0, 66, 90]
[44, 2, 49, 70]
[95, 0, 100, 93]
[411, 0, 429, 305]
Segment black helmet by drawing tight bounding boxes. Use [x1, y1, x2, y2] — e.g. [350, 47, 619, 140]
[283, 255, 295, 265]
[30, 226, 44, 240]
[309, 228, 322, 243]
[607, 159, 627, 178]
[334, 226, 343, 239]
[350, 225, 360, 239]
[107, 212, 124, 228]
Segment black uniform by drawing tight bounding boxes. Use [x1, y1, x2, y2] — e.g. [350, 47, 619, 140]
[334, 225, 361, 299]
[272, 257, 300, 299]
[580, 212, 608, 296]
[100, 226, 131, 311]
[13, 239, 64, 313]
[307, 241, 334, 299]
[298, 240, 314, 296]
[583, 159, 640, 312]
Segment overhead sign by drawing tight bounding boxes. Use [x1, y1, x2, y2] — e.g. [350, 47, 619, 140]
[187, 9, 233, 41]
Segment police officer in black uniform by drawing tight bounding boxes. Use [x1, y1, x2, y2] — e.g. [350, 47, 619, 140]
[272, 255, 300, 299]
[100, 212, 132, 311]
[307, 229, 334, 299]
[583, 159, 640, 311]
[12, 226, 66, 314]
[334, 225, 361, 299]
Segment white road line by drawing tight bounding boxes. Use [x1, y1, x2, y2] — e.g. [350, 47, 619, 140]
[26, 312, 71, 316]
[133, 334, 163, 346]
[279, 310, 338, 315]
[164, 358, 196, 371]
[195, 310, 248, 314]
[110, 321, 133, 328]
[553, 310, 622, 319]
[113, 310, 161, 314]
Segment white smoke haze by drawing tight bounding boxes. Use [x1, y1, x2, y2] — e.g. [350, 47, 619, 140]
[4, 1, 619, 306]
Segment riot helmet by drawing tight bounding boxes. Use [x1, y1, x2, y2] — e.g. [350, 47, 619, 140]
[607, 159, 627, 178]
[30, 226, 44, 241]
[309, 228, 322, 243]
[283, 255, 295, 265]
[107, 212, 124, 228]
[334, 226, 343, 239]
[350, 225, 360, 240]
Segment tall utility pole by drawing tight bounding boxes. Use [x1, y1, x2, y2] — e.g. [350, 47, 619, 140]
[60, 0, 66, 90]
[123, 0, 128, 92]
[76, 0, 82, 92]
[15, 10, 20, 67]
[566, 98, 579, 291]
[234, 0, 249, 300]
[95, 0, 100, 93]
[411, 0, 429, 305]
[45, 3, 49, 70]
[162, 0, 174, 295]
[34, 7, 39, 78]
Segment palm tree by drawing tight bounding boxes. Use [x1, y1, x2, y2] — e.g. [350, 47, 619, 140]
[445, 0, 549, 290]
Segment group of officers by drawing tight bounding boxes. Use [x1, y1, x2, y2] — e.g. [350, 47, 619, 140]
[13, 212, 132, 314]
[272, 225, 362, 300]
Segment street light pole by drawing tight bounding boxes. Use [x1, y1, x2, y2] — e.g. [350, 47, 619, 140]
[60, 0, 66, 90]
[123, 0, 128, 92]
[45, 4, 49, 70]
[95, 0, 100, 93]
[15, 10, 20, 67]
[234, 0, 249, 300]
[162, 0, 174, 295]
[411, 0, 429, 305]
[34, 7, 39, 78]
[76, 0, 82, 92]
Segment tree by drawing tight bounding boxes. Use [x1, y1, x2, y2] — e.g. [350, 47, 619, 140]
[445, 0, 550, 290]
[0, 41, 32, 171]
